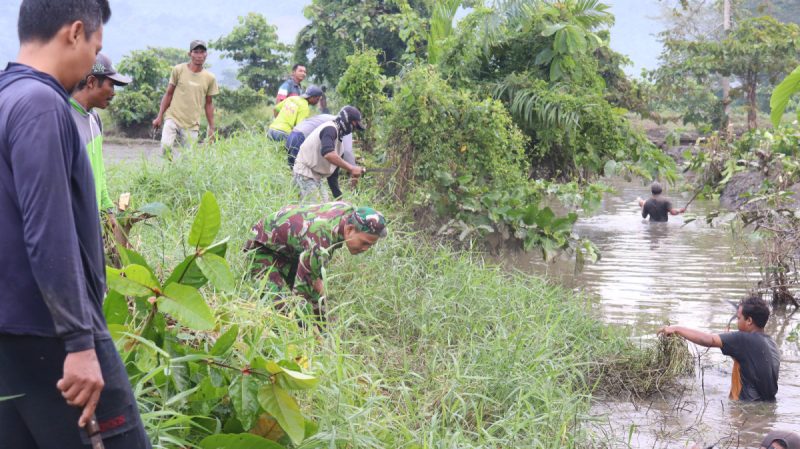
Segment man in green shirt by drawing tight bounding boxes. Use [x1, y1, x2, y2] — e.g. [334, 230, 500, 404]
[152, 39, 219, 159]
[267, 85, 323, 142]
[70, 52, 131, 211]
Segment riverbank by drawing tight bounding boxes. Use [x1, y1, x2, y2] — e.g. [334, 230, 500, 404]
[105, 133, 687, 448]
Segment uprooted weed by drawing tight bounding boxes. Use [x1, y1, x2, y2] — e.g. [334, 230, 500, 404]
[590, 334, 694, 399]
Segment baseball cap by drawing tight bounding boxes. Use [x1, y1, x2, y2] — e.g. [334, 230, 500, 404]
[339, 105, 366, 131]
[90, 53, 131, 86]
[190, 39, 207, 51]
[301, 85, 324, 99]
[348, 206, 387, 238]
[762, 430, 800, 449]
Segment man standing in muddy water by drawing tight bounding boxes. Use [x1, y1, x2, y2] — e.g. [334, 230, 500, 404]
[658, 295, 779, 401]
[0, 0, 150, 447]
[637, 181, 686, 222]
[152, 39, 219, 160]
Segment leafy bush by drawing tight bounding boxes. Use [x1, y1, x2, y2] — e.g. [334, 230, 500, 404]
[106, 133, 685, 448]
[381, 65, 595, 259]
[215, 86, 269, 112]
[336, 49, 386, 152]
[106, 191, 318, 448]
[109, 47, 181, 135]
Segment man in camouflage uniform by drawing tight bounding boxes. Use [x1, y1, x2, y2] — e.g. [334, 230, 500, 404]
[244, 202, 387, 320]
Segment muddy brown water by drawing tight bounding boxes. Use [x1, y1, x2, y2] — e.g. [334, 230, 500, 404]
[517, 178, 800, 448]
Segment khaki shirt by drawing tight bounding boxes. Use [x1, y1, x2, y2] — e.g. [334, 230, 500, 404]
[165, 63, 219, 130]
[293, 121, 343, 180]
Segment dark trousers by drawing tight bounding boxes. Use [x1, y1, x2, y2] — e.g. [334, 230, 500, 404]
[286, 132, 343, 199]
[0, 335, 151, 449]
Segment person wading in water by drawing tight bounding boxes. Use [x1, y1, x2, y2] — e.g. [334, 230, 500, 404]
[637, 181, 686, 222]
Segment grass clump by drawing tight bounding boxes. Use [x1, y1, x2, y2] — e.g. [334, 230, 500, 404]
[107, 133, 690, 448]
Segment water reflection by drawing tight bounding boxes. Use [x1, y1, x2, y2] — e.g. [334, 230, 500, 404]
[518, 178, 800, 448]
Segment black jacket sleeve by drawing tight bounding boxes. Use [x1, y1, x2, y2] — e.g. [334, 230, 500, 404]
[10, 107, 95, 352]
[319, 126, 338, 157]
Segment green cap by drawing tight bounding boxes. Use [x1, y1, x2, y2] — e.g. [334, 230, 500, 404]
[348, 206, 387, 237]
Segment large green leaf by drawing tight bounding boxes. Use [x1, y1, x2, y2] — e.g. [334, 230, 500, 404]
[199, 433, 285, 449]
[230, 374, 260, 430]
[138, 202, 169, 217]
[770, 64, 800, 128]
[124, 264, 161, 291]
[103, 290, 129, 325]
[158, 283, 215, 330]
[276, 368, 319, 391]
[118, 247, 152, 272]
[106, 266, 152, 297]
[189, 192, 221, 249]
[165, 239, 229, 288]
[196, 252, 235, 292]
[257, 384, 305, 445]
[541, 23, 565, 37]
[211, 325, 239, 356]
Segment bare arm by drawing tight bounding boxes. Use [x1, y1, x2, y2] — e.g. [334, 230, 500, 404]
[670, 207, 687, 215]
[152, 83, 176, 129]
[324, 152, 364, 177]
[658, 325, 722, 348]
[204, 95, 215, 141]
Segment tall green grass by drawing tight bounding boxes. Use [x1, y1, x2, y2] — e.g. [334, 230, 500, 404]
[107, 133, 685, 448]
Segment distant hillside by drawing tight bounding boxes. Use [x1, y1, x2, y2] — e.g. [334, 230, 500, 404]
[745, 0, 800, 24]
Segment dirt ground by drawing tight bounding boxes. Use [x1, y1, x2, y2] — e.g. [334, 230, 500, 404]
[104, 136, 161, 164]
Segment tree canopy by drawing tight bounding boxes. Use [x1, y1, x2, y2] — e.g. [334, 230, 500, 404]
[212, 12, 291, 93]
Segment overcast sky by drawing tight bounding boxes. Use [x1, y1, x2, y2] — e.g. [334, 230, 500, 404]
[0, 0, 665, 79]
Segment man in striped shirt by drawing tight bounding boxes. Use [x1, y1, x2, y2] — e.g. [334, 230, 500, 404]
[275, 63, 306, 104]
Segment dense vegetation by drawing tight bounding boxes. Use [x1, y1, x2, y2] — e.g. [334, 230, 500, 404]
[95, 1, 800, 445]
[105, 136, 691, 448]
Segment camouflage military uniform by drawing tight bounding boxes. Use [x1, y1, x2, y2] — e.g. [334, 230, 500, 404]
[244, 202, 362, 317]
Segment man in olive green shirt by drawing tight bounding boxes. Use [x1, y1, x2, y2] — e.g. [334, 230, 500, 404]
[267, 85, 323, 142]
[152, 39, 219, 159]
[70, 53, 131, 211]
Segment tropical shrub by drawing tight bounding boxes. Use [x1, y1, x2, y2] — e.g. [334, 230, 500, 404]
[107, 192, 318, 448]
[336, 49, 386, 152]
[382, 65, 596, 260]
[109, 47, 181, 135]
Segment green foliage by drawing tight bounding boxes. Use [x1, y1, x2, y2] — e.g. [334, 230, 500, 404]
[770, 64, 800, 127]
[336, 49, 386, 151]
[536, 0, 614, 82]
[494, 74, 677, 181]
[383, 65, 595, 257]
[108, 85, 160, 131]
[295, 0, 429, 83]
[653, 16, 800, 130]
[212, 13, 291, 93]
[104, 190, 317, 448]
[215, 86, 269, 112]
[109, 47, 182, 133]
[105, 133, 687, 447]
[426, 0, 463, 64]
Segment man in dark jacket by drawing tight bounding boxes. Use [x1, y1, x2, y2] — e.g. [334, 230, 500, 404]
[0, 1, 150, 447]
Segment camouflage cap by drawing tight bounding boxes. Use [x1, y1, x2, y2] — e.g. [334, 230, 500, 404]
[762, 430, 800, 449]
[347, 206, 387, 237]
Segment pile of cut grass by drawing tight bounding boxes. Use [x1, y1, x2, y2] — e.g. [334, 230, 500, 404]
[107, 133, 690, 448]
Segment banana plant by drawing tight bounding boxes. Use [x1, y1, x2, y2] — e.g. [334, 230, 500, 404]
[770, 64, 800, 128]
